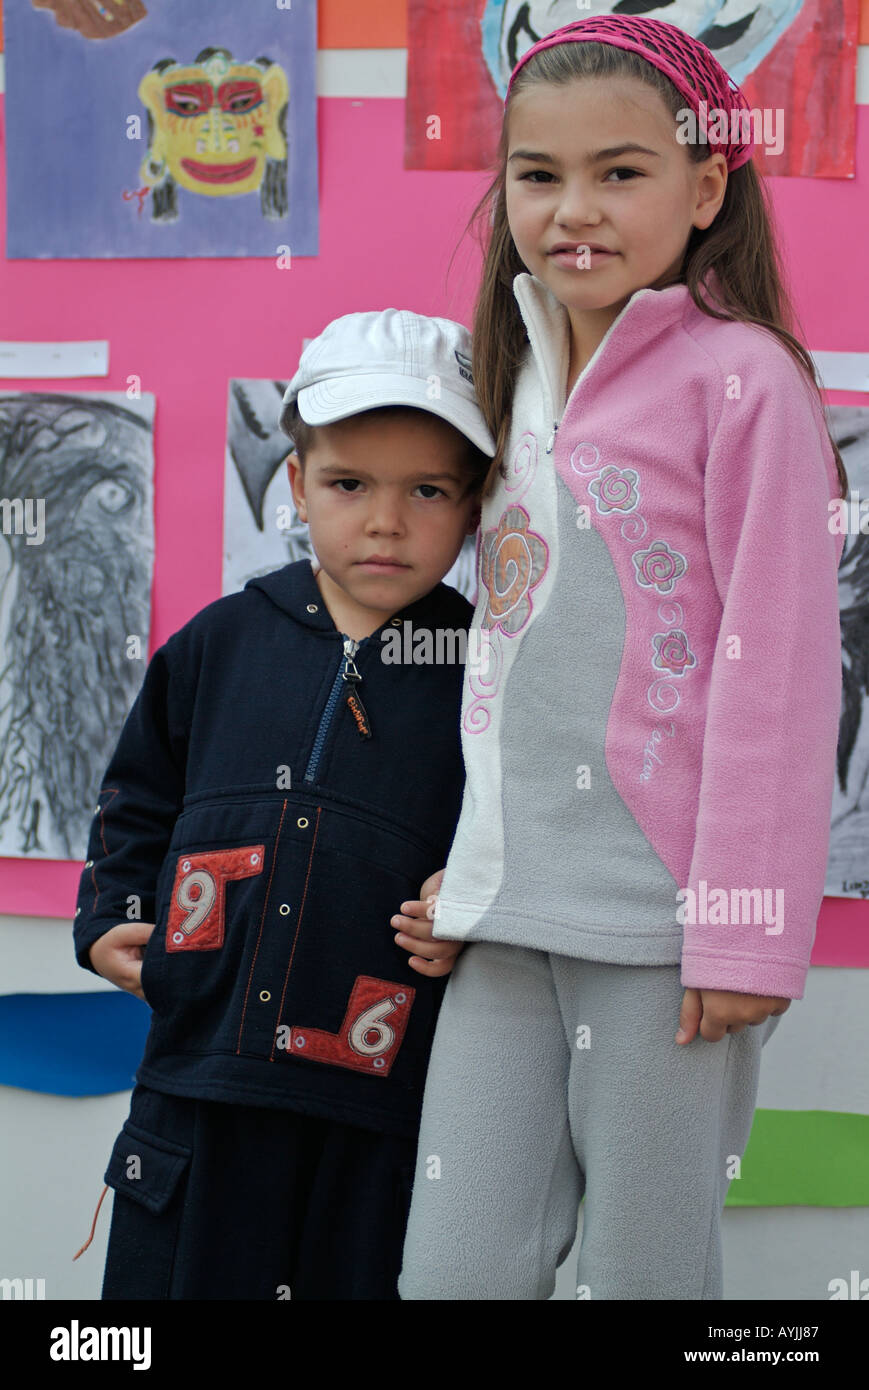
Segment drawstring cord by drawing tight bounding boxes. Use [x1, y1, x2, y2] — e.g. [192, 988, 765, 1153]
[73, 1184, 109, 1260]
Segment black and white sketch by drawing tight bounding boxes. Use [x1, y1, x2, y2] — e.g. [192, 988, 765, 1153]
[826, 405, 869, 899]
[0, 392, 155, 860]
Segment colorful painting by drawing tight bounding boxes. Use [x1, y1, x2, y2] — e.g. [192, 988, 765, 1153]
[0, 392, 155, 861]
[405, 0, 858, 178]
[30, 0, 148, 39]
[136, 49, 290, 226]
[4, 0, 317, 257]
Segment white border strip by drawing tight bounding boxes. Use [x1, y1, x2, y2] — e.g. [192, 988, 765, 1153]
[1, 44, 868, 100]
[813, 351, 869, 393]
[0, 340, 109, 378]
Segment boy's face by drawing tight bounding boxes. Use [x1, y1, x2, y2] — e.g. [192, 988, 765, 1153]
[286, 410, 481, 636]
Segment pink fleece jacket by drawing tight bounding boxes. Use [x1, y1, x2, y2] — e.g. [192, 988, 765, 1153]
[430, 270, 844, 1000]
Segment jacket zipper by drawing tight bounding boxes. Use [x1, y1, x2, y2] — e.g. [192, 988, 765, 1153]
[517, 287, 560, 457]
[303, 636, 370, 784]
[516, 277, 640, 458]
[340, 640, 372, 741]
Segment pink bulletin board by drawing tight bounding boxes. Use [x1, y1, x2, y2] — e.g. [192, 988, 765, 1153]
[0, 89, 868, 962]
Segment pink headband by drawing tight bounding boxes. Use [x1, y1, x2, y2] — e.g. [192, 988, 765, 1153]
[505, 15, 755, 172]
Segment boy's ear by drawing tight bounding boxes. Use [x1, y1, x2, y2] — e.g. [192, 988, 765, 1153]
[286, 451, 307, 519]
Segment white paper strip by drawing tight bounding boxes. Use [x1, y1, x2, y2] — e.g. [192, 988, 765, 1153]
[0, 49, 868, 103]
[0, 917, 114, 995]
[0, 49, 866, 102]
[812, 351, 869, 394]
[0, 341, 109, 379]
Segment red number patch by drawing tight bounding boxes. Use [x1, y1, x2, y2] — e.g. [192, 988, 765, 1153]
[166, 845, 265, 952]
[288, 975, 415, 1077]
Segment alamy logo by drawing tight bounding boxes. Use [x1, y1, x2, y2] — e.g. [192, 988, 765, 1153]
[49, 1320, 151, 1370]
[0, 497, 44, 545]
[380, 622, 491, 673]
[0, 1276, 45, 1299]
[828, 1269, 869, 1299]
[675, 102, 784, 158]
[676, 881, 784, 934]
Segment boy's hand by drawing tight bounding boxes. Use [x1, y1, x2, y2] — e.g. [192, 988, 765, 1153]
[390, 868, 463, 978]
[88, 922, 155, 1002]
[676, 987, 790, 1044]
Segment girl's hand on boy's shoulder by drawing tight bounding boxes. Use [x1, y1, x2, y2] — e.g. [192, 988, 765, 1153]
[676, 987, 790, 1044]
[390, 868, 464, 978]
[88, 921, 155, 1001]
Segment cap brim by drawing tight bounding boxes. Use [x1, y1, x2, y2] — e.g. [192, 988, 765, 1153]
[294, 373, 496, 457]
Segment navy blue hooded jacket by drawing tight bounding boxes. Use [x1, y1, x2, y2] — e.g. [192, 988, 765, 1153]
[73, 559, 472, 1138]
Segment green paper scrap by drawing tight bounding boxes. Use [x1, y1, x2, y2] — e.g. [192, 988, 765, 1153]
[725, 1109, 869, 1207]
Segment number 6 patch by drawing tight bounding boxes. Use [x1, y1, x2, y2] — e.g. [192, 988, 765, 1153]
[288, 975, 415, 1077]
[166, 845, 265, 952]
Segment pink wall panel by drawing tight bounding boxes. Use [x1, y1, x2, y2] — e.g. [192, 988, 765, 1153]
[0, 94, 867, 960]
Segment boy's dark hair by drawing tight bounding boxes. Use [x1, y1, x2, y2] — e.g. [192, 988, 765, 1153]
[283, 400, 489, 499]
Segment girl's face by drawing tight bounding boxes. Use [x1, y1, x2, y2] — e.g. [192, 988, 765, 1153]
[505, 74, 726, 323]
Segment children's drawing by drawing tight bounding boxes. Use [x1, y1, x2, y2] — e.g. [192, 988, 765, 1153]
[0, 393, 155, 861]
[483, 0, 807, 90]
[827, 405, 869, 899]
[138, 48, 289, 224]
[4, 1, 317, 258]
[406, 0, 857, 178]
[31, 0, 148, 39]
[222, 379, 478, 603]
[223, 379, 307, 593]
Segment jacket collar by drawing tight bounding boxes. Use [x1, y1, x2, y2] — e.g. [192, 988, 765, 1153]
[512, 269, 716, 427]
[245, 558, 459, 638]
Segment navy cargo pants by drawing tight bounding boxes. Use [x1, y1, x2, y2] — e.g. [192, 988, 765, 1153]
[100, 1083, 418, 1300]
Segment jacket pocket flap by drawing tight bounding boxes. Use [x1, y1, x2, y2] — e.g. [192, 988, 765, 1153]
[104, 1120, 191, 1215]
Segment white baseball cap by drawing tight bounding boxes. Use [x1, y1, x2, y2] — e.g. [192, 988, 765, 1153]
[279, 308, 496, 457]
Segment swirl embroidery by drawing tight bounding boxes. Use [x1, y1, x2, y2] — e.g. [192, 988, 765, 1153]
[652, 627, 697, 677]
[588, 466, 640, 515]
[465, 460, 549, 734]
[480, 506, 548, 637]
[631, 539, 688, 595]
[504, 430, 538, 505]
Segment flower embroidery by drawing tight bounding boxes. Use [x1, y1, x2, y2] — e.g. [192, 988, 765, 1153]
[651, 629, 696, 677]
[588, 466, 639, 515]
[569, 444, 696, 717]
[631, 539, 687, 595]
[479, 505, 548, 637]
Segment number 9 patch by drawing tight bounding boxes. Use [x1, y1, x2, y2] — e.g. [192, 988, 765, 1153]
[166, 845, 265, 951]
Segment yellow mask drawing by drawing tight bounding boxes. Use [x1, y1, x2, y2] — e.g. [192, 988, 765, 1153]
[138, 48, 289, 220]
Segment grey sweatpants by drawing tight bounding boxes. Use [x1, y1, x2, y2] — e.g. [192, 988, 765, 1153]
[398, 940, 781, 1300]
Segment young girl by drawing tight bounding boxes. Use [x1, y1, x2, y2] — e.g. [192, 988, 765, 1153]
[393, 16, 847, 1300]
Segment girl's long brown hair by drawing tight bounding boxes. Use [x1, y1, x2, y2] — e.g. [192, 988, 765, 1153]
[454, 41, 848, 502]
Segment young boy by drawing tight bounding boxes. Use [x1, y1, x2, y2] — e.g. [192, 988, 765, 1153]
[73, 308, 494, 1300]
